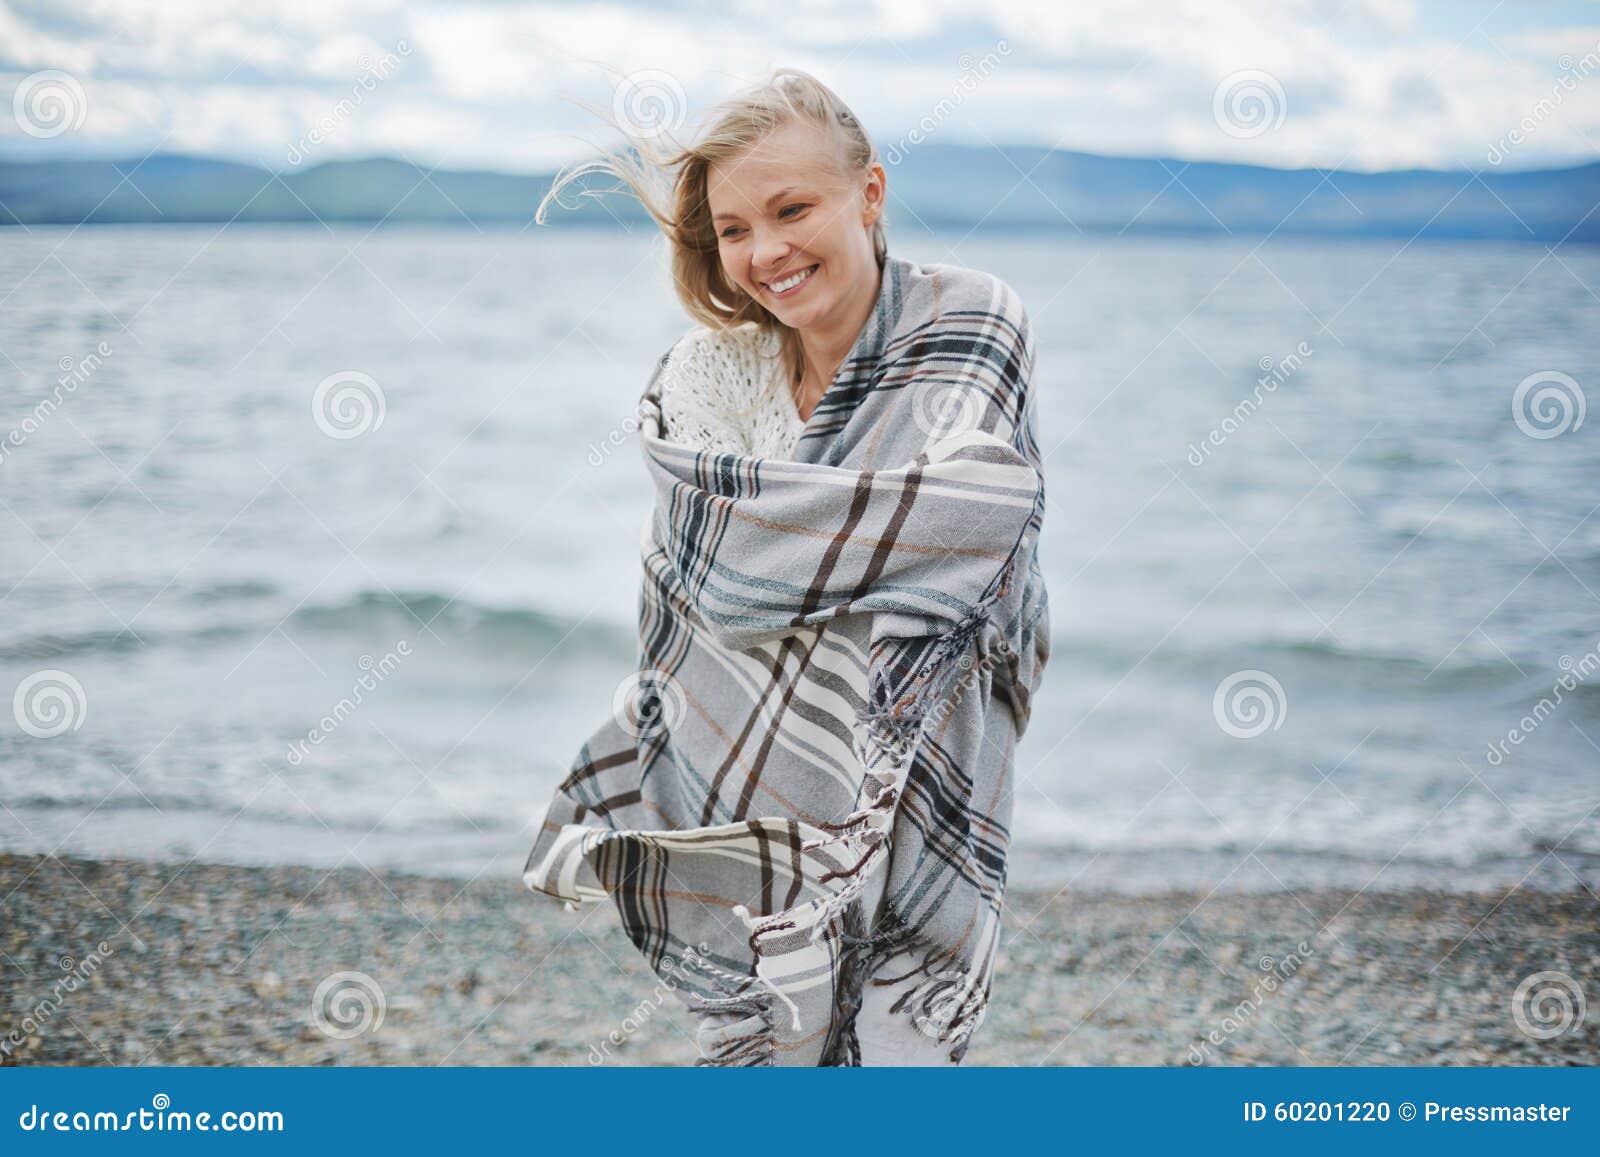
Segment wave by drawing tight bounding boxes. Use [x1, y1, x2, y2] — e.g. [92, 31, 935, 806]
[8, 797, 1595, 889]
[5, 583, 1589, 703]
[1055, 631, 1547, 689]
[286, 589, 630, 652]
[0, 627, 149, 661]
[1017, 832, 1600, 867]
[1, 794, 508, 834]
[187, 579, 279, 603]
[0, 587, 635, 662]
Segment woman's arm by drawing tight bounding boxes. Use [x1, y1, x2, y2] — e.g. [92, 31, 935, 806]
[645, 428, 1041, 652]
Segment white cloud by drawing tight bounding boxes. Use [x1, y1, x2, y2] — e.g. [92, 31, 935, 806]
[2, 0, 1596, 172]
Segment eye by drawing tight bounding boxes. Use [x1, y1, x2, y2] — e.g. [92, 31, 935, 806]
[719, 224, 745, 239]
[779, 203, 809, 219]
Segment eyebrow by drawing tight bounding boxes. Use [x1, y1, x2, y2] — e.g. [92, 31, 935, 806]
[711, 187, 802, 223]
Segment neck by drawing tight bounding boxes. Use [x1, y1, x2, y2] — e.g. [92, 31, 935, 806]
[793, 262, 882, 415]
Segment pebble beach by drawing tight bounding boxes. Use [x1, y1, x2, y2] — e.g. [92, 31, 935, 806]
[2, 853, 1595, 1067]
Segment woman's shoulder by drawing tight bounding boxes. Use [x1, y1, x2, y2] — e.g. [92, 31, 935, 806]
[665, 322, 780, 371]
[887, 257, 1036, 426]
[896, 256, 1029, 326]
[657, 323, 786, 452]
[661, 323, 781, 405]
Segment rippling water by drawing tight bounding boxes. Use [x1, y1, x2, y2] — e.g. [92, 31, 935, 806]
[1, 224, 1596, 893]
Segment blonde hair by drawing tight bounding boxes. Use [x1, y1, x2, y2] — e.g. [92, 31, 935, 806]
[536, 68, 888, 389]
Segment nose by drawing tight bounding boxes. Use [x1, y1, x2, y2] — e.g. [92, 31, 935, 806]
[752, 228, 792, 278]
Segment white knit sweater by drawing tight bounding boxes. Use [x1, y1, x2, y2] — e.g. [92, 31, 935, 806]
[658, 324, 807, 459]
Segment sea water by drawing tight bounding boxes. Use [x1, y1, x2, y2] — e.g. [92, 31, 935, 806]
[1, 224, 1595, 893]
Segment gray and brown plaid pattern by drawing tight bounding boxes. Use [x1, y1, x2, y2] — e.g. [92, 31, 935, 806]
[525, 254, 1050, 1065]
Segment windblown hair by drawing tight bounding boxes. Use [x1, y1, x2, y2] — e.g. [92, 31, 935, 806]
[536, 68, 888, 386]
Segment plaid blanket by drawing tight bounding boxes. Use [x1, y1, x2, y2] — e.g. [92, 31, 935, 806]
[524, 254, 1050, 1065]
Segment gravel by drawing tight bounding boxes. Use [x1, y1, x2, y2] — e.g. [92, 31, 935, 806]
[2, 853, 1595, 1067]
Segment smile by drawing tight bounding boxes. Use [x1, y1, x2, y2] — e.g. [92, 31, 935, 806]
[763, 263, 819, 297]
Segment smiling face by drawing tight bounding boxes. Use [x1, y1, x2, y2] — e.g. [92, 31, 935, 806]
[706, 118, 885, 334]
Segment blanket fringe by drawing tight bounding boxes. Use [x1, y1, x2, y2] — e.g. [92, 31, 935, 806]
[877, 902, 999, 1063]
[677, 944, 777, 1067]
[887, 972, 989, 1063]
[820, 899, 921, 1065]
[687, 992, 774, 1067]
[824, 903, 995, 1065]
[732, 601, 1004, 1043]
[722, 601, 1005, 1053]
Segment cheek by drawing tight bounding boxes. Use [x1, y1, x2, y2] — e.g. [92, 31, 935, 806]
[811, 226, 845, 263]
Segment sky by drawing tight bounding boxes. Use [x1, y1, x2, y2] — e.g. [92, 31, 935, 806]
[2, 0, 1599, 173]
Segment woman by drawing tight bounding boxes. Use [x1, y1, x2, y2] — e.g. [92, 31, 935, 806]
[525, 68, 1051, 1066]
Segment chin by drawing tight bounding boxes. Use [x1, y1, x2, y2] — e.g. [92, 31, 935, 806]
[772, 283, 833, 324]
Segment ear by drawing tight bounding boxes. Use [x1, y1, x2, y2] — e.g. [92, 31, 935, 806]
[861, 162, 887, 226]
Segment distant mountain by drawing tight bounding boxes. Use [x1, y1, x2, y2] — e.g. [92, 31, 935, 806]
[3, 147, 1597, 242]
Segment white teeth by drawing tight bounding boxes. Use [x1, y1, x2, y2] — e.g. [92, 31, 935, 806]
[767, 265, 816, 294]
